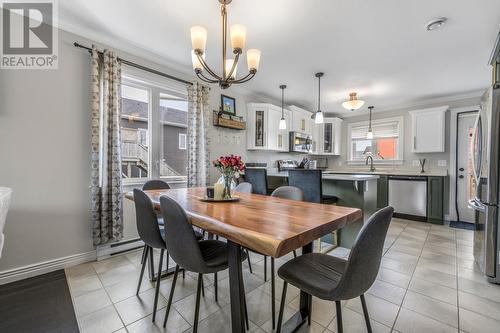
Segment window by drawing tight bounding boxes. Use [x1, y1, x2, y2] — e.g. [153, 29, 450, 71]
[120, 68, 188, 183]
[178, 133, 187, 150]
[348, 117, 404, 163]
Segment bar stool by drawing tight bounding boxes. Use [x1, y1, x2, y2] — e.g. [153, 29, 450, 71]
[276, 207, 394, 333]
[244, 168, 268, 195]
[159, 195, 250, 332]
[287, 169, 337, 204]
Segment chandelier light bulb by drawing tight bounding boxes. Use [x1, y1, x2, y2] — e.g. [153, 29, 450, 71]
[225, 58, 237, 78]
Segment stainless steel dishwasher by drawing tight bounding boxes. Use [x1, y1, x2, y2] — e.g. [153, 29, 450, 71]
[388, 176, 427, 220]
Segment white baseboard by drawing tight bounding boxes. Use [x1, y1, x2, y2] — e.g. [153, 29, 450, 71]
[0, 251, 97, 285]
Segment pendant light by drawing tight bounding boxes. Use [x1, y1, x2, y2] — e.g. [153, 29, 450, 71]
[342, 92, 365, 111]
[315, 72, 324, 124]
[366, 106, 374, 139]
[279, 85, 287, 130]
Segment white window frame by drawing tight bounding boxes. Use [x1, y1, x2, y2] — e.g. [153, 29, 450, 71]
[347, 116, 404, 165]
[178, 133, 187, 150]
[121, 66, 188, 186]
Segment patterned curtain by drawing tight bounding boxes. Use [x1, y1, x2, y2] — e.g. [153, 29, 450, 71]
[187, 82, 211, 187]
[90, 45, 124, 246]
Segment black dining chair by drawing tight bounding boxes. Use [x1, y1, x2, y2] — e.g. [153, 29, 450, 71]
[138, 180, 204, 283]
[244, 168, 268, 195]
[261, 186, 303, 330]
[159, 195, 250, 332]
[133, 189, 169, 321]
[287, 169, 337, 204]
[276, 206, 394, 333]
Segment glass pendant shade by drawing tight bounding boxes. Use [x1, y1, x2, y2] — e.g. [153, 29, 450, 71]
[279, 118, 287, 130]
[230, 24, 247, 50]
[247, 49, 261, 71]
[191, 50, 204, 71]
[225, 59, 237, 78]
[366, 130, 374, 139]
[315, 110, 324, 124]
[342, 92, 365, 111]
[190, 26, 207, 52]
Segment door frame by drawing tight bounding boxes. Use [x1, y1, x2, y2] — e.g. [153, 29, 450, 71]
[448, 105, 480, 222]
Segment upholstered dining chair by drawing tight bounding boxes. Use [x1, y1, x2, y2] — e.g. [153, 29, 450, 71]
[133, 189, 169, 321]
[276, 206, 394, 333]
[0, 187, 12, 259]
[234, 182, 252, 194]
[262, 186, 303, 330]
[159, 195, 250, 332]
[244, 168, 268, 195]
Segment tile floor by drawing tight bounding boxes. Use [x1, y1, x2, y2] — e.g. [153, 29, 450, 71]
[65, 218, 500, 333]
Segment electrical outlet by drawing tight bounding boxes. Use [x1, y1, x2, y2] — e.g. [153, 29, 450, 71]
[412, 160, 420, 167]
[438, 160, 447, 167]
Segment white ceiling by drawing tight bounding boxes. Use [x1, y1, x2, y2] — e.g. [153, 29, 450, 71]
[59, 0, 500, 116]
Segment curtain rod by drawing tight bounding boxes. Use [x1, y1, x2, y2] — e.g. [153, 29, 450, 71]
[73, 42, 193, 86]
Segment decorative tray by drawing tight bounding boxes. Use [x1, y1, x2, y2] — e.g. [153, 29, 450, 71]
[199, 196, 240, 202]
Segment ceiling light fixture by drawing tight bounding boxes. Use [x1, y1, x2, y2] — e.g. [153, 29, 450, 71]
[342, 92, 365, 111]
[190, 0, 261, 89]
[366, 106, 374, 139]
[279, 85, 287, 130]
[314, 72, 324, 124]
[426, 17, 447, 31]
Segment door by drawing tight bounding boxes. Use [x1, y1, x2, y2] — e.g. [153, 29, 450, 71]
[456, 112, 478, 223]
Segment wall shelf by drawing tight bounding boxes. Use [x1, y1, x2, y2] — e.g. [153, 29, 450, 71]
[213, 111, 246, 130]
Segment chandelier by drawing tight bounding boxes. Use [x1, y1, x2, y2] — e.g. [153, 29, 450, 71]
[342, 92, 365, 111]
[190, 0, 261, 89]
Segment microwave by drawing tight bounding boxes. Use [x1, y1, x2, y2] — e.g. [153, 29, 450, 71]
[289, 131, 312, 153]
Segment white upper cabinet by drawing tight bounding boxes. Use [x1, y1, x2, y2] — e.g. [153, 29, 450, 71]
[409, 106, 448, 153]
[246, 103, 290, 152]
[315, 117, 343, 155]
[289, 105, 313, 135]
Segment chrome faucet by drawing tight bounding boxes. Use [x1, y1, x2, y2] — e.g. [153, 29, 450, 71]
[365, 155, 375, 172]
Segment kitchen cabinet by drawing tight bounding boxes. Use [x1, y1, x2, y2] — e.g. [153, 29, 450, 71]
[289, 105, 312, 135]
[314, 118, 343, 155]
[427, 176, 444, 224]
[409, 106, 448, 153]
[246, 103, 290, 151]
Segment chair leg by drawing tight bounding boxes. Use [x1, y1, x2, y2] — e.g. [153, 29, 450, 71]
[193, 273, 203, 333]
[335, 301, 343, 333]
[246, 249, 253, 274]
[149, 246, 155, 279]
[214, 272, 218, 302]
[264, 255, 267, 281]
[166, 251, 169, 270]
[271, 258, 275, 330]
[360, 294, 373, 333]
[163, 265, 179, 328]
[140, 245, 147, 264]
[136, 246, 148, 295]
[243, 291, 249, 330]
[182, 269, 185, 279]
[201, 276, 205, 297]
[308, 294, 312, 325]
[152, 249, 164, 321]
[276, 282, 288, 333]
[293, 250, 297, 258]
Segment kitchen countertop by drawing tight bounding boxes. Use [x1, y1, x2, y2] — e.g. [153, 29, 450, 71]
[267, 170, 379, 181]
[323, 169, 448, 177]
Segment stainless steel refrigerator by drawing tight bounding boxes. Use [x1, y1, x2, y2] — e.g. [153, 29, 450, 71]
[470, 34, 500, 283]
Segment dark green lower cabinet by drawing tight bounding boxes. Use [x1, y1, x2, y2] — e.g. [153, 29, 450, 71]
[427, 176, 444, 224]
[377, 175, 389, 209]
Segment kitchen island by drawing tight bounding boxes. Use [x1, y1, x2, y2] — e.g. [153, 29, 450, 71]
[267, 170, 379, 249]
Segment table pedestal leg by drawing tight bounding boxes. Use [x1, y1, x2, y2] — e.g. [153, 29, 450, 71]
[228, 241, 246, 333]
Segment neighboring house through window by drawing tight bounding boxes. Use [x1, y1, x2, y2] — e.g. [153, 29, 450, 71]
[347, 116, 404, 163]
[120, 68, 188, 183]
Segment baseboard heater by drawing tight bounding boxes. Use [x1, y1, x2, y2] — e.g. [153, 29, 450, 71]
[96, 238, 144, 260]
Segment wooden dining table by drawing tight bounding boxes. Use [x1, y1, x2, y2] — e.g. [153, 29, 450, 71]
[126, 187, 362, 333]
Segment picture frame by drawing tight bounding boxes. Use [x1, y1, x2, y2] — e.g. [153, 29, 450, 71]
[221, 94, 236, 115]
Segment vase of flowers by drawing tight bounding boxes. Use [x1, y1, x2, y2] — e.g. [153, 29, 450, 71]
[213, 155, 245, 199]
